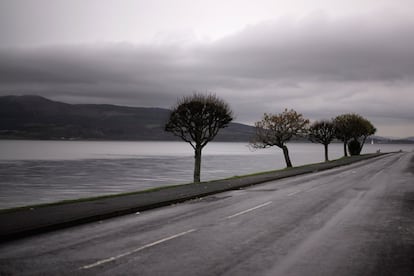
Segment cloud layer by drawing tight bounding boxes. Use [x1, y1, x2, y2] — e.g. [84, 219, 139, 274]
[1, 12, 414, 136]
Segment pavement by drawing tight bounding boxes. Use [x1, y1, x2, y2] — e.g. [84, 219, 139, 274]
[0, 153, 387, 242]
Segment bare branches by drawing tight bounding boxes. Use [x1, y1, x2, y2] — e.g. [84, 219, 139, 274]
[166, 93, 233, 148]
[308, 119, 336, 161]
[308, 120, 336, 146]
[165, 93, 233, 182]
[251, 109, 309, 168]
[251, 109, 309, 149]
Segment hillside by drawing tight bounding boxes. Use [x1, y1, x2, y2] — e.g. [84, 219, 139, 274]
[0, 95, 255, 141]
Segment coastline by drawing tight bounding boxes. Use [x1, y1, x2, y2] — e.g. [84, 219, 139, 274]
[0, 152, 390, 241]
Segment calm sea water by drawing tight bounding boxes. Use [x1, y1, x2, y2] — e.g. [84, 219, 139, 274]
[0, 140, 412, 209]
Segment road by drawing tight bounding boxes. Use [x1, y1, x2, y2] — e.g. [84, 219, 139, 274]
[1, 152, 413, 275]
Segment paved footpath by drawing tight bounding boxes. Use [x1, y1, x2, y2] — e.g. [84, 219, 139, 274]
[0, 153, 387, 242]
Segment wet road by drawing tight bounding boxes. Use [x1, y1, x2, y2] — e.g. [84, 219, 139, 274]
[1, 152, 413, 275]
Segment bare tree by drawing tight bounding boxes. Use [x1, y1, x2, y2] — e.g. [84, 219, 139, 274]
[308, 120, 336, 162]
[251, 109, 309, 168]
[165, 94, 233, 183]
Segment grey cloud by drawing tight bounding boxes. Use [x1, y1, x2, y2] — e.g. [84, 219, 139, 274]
[1, 12, 414, 136]
[2, 14, 414, 87]
[205, 15, 414, 82]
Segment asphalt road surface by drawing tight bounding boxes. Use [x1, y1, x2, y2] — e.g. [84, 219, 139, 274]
[1, 152, 413, 276]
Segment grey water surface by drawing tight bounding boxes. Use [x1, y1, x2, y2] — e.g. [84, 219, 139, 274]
[0, 140, 412, 209]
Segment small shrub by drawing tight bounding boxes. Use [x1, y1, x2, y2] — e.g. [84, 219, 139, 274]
[348, 140, 361, 156]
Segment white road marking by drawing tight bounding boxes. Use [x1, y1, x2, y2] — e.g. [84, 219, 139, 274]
[287, 190, 302, 196]
[225, 201, 272, 219]
[79, 229, 197, 270]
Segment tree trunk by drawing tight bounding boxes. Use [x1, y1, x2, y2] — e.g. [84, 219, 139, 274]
[359, 136, 367, 155]
[193, 146, 202, 183]
[282, 145, 293, 168]
[343, 141, 348, 157]
[324, 143, 329, 162]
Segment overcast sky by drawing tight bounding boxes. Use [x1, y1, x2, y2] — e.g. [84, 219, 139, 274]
[1, 0, 414, 137]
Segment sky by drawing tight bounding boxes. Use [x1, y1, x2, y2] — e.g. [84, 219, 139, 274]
[1, 0, 414, 138]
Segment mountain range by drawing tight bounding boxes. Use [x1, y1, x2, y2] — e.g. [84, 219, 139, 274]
[0, 95, 255, 141]
[1, 95, 413, 143]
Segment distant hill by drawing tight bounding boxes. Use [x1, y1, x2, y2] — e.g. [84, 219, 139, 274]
[370, 135, 414, 144]
[0, 95, 255, 141]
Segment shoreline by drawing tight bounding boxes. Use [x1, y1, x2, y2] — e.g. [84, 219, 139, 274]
[0, 152, 392, 241]
[0, 153, 387, 213]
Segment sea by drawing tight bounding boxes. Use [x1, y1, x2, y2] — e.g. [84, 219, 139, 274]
[0, 140, 412, 209]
